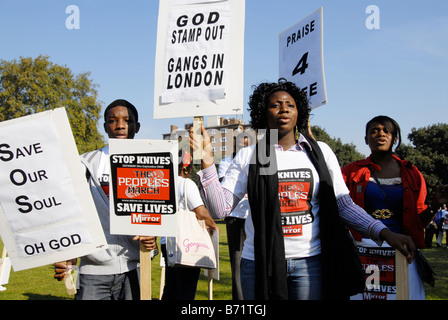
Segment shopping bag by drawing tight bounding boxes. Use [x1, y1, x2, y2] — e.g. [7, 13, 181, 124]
[166, 181, 216, 269]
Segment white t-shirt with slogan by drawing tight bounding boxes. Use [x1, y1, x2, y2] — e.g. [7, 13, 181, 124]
[221, 141, 350, 260]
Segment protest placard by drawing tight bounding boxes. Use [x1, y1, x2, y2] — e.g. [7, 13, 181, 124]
[0, 108, 107, 271]
[351, 242, 397, 300]
[109, 138, 179, 237]
[279, 7, 327, 109]
[153, 0, 245, 119]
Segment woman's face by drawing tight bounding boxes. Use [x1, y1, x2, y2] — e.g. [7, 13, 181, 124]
[365, 121, 396, 153]
[265, 91, 298, 135]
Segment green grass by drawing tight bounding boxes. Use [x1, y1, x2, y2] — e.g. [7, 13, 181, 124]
[1, 226, 447, 300]
[421, 244, 448, 300]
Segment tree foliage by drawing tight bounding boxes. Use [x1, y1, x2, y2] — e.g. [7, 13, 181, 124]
[395, 123, 448, 197]
[311, 125, 365, 167]
[0, 55, 105, 154]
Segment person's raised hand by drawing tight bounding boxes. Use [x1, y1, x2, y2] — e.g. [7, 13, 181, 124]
[189, 123, 214, 169]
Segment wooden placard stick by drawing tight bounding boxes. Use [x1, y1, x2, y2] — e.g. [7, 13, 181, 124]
[208, 269, 213, 300]
[395, 250, 409, 300]
[140, 243, 152, 300]
[63, 260, 77, 296]
[192, 116, 204, 164]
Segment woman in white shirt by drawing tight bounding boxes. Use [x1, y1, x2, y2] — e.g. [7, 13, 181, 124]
[191, 79, 415, 300]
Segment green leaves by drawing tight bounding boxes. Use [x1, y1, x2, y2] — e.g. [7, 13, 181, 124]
[396, 123, 448, 196]
[311, 125, 365, 168]
[0, 55, 105, 154]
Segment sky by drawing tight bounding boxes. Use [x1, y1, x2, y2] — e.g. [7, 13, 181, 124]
[0, 0, 447, 156]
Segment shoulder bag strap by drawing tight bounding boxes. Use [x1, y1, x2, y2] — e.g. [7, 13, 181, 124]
[183, 179, 188, 210]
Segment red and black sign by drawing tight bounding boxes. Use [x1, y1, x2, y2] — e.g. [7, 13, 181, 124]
[110, 152, 176, 219]
[278, 168, 314, 237]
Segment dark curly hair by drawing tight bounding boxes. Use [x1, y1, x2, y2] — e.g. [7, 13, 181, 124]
[247, 79, 310, 134]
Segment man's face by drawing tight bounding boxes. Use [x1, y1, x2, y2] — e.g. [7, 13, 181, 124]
[104, 105, 140, 139]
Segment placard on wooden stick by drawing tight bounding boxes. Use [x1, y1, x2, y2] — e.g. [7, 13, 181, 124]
[395, 251, 409, 300]
[109, 139, 178, 300]
[153, 0, 245, 119]
[351, 241, 402, 300]
[0, 108, 107, 272]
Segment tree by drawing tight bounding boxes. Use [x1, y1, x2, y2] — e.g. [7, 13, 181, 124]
[395, 123, 448, 197]
[311, 125, 365, 167]
[0, 55, 105, 154]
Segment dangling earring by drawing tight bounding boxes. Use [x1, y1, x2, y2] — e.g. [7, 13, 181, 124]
[295, 126, 299, 141]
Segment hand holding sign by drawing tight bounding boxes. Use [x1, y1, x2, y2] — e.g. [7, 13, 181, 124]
[189, 122, 214, 169]
[133, 236, 158, 252]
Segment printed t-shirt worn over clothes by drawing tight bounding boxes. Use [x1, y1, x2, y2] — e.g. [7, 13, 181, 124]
[221, 141, 351, 261]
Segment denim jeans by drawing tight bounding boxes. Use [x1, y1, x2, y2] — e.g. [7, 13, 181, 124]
[240, 255, 323, 300]
[75, 268, 140, 300]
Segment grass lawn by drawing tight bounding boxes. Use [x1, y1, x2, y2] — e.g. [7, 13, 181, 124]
[1, 225, 447, 300]
[421, 244, 448, 300]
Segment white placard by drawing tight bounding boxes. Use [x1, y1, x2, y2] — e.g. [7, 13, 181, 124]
[154, 0, 245, 119]
[109, 139, 179, 237]
[0, 257, 12, 286]
[0, 108, 107, 271]
[279, 7, 327, 109]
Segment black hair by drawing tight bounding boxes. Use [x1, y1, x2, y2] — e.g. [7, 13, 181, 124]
[247, 78, 310, 133]
[104, 99, 139, 123]
[365, 115, 402, 149]
[235, 131, 254, 144]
